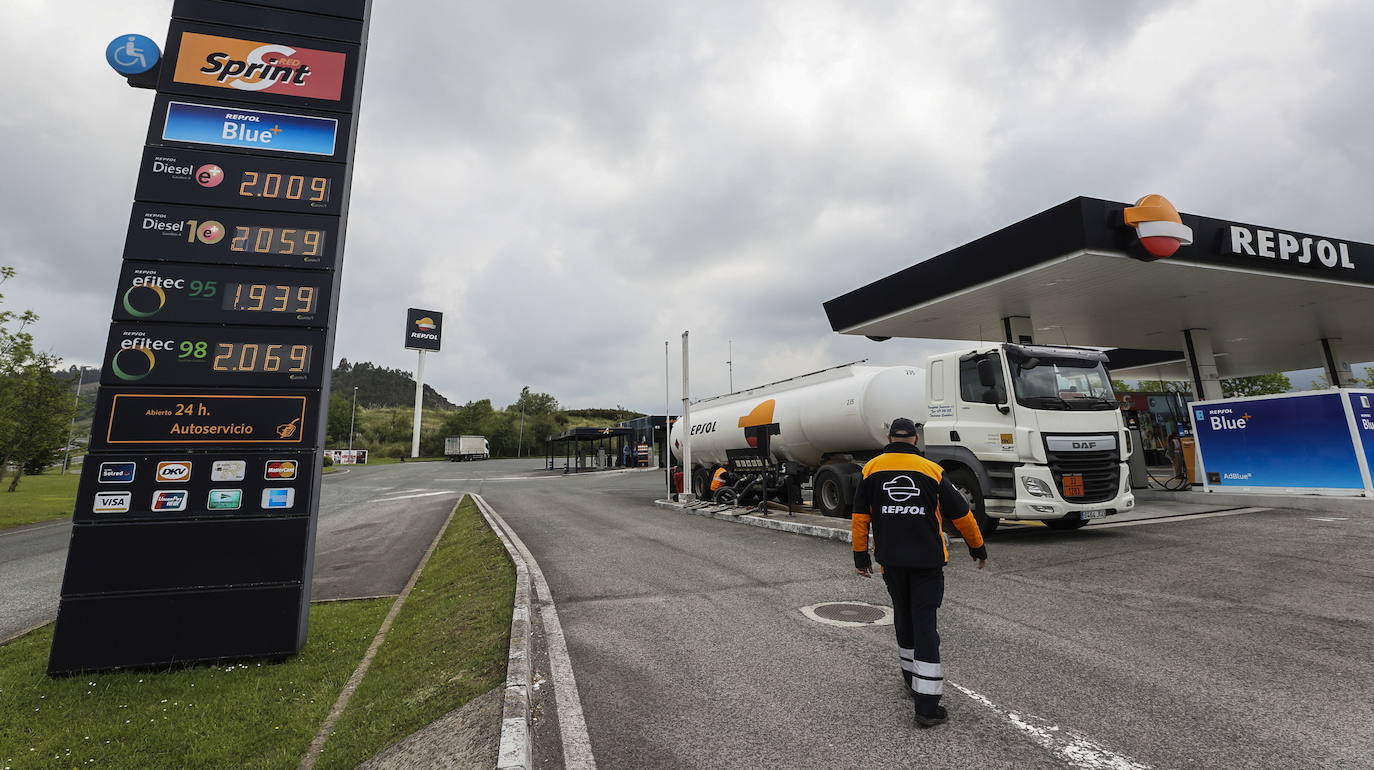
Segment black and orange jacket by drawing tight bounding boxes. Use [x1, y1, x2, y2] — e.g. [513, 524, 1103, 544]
[851, 442, 987, 570]
[710, 467, 729, 492]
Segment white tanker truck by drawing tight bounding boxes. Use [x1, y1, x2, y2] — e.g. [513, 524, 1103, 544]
[670, 343, 1136, 533]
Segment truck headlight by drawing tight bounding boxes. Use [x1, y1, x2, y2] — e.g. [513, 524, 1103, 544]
[1022, 477, 1054, 497]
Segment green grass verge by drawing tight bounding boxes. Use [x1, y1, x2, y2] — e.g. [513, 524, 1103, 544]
[0, 599, 390, 770]
[0, 472, 79, 531]
[315, 496, 515, 769]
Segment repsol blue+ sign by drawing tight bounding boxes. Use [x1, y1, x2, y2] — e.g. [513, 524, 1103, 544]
[1190, 391, 1373, 494]
[161, 101, 338, 156]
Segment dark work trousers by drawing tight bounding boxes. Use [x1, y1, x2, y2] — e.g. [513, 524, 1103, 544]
[882, 566, 945, 715]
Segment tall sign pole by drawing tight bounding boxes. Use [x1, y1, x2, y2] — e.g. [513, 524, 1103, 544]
[404, 308, 443, 459]
[681, 331, 693, 501]
[50, 0, 373, 675]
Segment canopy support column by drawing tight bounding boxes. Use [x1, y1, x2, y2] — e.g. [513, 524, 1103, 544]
[1003, 316, 1034, 345]
[1182, 328, 1224, 400]
[1321, 338, 1354, 388]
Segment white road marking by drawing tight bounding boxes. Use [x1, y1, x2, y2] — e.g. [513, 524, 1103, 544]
[0, 520, 69, 538]
[950, 682, 1152, 770]
[1309, 517, 1348, 522]
[473, 494, 597, 769]
[367, 490, 457, 503]
[1088, 507, 1269, 529]
[435, 476, 566, 482]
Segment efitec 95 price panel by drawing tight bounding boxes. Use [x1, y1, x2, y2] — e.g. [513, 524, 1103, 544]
[136, 146, 344, 215]
[102, 323, 326, 387]
[112, 262, 330, 327]
[124, 202, 339, 269]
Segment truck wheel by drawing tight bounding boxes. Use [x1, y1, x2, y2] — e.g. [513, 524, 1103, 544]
[692, 468, 712, 498]
[943, 466, 993, 537]
[813, 467, 849, 518]
[1044, 518, 1088, 530]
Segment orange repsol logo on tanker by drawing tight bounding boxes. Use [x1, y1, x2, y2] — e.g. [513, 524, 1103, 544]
[173, 32, 346, 101]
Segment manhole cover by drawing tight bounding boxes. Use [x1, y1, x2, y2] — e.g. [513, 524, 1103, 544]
[799, 601, 893, 628]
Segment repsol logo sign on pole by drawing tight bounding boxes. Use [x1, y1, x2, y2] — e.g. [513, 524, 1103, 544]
[405, 308, 444, 351]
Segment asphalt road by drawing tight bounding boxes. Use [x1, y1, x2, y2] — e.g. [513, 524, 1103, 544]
[0, 458, 541, 640]
[4, 461, 1371, 769]
[474, 470, 1374, 770]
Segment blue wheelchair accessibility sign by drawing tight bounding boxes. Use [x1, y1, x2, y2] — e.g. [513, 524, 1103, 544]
[106, 34, 160, 75]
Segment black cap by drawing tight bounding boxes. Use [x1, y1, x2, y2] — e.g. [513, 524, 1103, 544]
[888, 417, 919, 437]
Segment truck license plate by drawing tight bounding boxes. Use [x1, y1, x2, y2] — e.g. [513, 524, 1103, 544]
[1079, 509, 1106, 520]
[1062, 474, 1085, 497]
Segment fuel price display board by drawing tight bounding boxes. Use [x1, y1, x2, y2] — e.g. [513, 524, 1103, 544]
[102, 323, 326, 388]
[49, 0, 372, 676]
[136, 146, 343, 215]
[112, 262, 330, 327]
[125, 202, 339, 269]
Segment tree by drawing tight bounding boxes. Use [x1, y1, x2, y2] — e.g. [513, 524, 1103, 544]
[0, 267, 73, 490]
[1111, 380, 1131, 394]
[1221, 373, 1292, 398]
[510, 386, 559, 416]
[1134, 380, 1191, 393]
[326, 392, 353, 446]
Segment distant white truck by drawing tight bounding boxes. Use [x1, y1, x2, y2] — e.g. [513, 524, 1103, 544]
[445, 435, 490, 461]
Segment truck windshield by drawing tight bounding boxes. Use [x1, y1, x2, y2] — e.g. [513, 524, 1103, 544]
[1010, 358, 1118, 410]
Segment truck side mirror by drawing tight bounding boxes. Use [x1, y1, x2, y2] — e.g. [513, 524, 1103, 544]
[977, 358, 998, 388]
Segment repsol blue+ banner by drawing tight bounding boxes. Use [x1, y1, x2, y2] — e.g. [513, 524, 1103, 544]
[1347, 391, 1374, 485]
[162, 101, 337, 156]
[1190, 391, 1371, 495]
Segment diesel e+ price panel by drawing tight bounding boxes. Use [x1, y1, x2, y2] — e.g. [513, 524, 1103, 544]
[136, 146, 343, 215]
[102, 323, 326, 388]
[124, 202, 339, 269]
[113, 262, 330, 327]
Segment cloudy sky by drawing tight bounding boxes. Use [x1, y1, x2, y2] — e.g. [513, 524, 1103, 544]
[2, 0, 1370, 411]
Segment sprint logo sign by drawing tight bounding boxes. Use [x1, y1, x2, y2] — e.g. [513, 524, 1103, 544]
[173, 32, 347, 101]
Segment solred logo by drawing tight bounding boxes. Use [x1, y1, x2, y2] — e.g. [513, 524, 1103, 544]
[1122, 194, 1193, 260]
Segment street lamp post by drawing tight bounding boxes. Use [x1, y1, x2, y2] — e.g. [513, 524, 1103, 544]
[517, 409, 526, 458]
[349, 387, 359, 450]
[61, 367, 86, 475]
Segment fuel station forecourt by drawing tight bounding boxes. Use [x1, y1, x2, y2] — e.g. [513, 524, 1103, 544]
[822, 194, 1374, 499]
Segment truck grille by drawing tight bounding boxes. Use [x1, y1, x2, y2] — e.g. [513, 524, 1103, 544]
[1046, 448, 1120, 504]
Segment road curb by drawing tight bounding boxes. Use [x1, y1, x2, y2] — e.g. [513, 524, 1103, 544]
[472, 495, 535, 770]
[653, 499, 852, 543]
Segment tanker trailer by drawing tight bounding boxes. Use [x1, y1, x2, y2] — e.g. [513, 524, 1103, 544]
[671, 344, 1136, 533]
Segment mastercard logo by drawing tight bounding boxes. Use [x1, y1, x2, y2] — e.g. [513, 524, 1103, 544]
[1123, 194, 1193, 259]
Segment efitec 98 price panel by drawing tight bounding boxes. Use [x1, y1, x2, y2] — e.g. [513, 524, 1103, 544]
[112, 262, 330, 327]
[125, 202, 339, 269]
[136, 146, 343, 215]
[102, 323, 326, 388]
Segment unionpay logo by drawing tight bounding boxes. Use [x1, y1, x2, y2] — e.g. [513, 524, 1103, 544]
[156, 461, 193, 482]
[1122, 194, 1194, 260]
[93, 492, 132, 514]
[151, 490, 189, 512]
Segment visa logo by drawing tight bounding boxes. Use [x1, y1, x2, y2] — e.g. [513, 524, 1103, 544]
[99, 462, 137, 483]
[93, 492, 131, 513]
[151, 490, 189, 512]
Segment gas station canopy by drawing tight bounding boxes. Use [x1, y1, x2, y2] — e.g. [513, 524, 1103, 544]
[822, 197, 1374, 391]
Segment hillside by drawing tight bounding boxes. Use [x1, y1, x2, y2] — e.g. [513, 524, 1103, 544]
[333, 359, 454, 409]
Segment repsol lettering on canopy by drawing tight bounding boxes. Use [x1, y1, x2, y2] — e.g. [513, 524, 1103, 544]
[1224, 226, 1355, 270]
[689, 421, 717, 436]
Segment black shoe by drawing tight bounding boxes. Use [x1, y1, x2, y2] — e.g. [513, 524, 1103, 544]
[914, 705, 948, 728]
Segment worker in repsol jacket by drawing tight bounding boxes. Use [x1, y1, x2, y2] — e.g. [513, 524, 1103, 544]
[709, 466, 733, 500]
[851, 417, 988, 727]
